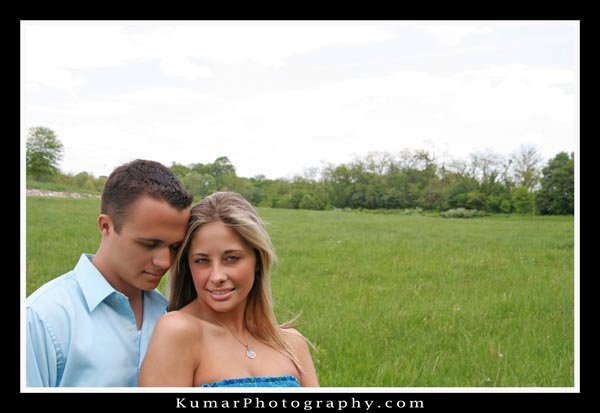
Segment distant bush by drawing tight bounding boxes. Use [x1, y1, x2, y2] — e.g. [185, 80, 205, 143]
[337, 207, 424, 215]
[402, 207, 423, 216]
[440, 208, 487, 218]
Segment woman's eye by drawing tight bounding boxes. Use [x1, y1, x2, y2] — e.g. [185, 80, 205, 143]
[226, 256, 239, 262]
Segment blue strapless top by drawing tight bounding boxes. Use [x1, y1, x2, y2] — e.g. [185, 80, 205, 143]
[199, 375, 301, 387]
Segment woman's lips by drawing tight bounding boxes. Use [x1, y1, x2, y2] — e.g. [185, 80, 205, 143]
[207, 288, 235, 300]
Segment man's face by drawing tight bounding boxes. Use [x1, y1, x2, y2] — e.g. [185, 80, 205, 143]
[102, 196, 190, 296]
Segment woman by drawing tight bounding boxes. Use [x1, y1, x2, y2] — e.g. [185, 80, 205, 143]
[139, 191, 319, 387]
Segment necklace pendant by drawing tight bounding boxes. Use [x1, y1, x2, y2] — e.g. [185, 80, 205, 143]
[246, 347, 257, 359]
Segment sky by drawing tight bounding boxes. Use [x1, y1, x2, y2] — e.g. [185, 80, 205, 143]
[21, 20, 579, 180]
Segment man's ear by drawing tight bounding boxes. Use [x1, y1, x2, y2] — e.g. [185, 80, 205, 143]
[98, 214, 113, 236]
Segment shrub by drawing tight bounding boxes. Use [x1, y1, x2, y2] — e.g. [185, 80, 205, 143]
[440, 208, 487, 218]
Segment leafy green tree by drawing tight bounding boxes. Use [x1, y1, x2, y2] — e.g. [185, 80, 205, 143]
[511, 144, 542, 192]
[221, 175, 257, 204]
[183, 172, 216, 198]
[170, 162, 191, 180]
[299, 193, 321, 210]
[209, 156, 236, 187]
[324, 164, 353, 208]
[535, 152, 574, 215]
[500, 199, 512, 213]
[26, 127, 64, 180]
[513, 186, 535, 214]
[445, 178, 478, 209]
[94, 175, 108, 192]
[466, 190, 485, 210]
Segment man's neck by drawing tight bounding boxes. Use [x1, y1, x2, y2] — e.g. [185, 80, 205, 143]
[91, 251, 145, 330]
[130, 291, 144, 331]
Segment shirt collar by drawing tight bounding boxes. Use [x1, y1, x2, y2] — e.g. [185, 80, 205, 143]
[74, 253, 169, 312]
[74, 253, 119, 312]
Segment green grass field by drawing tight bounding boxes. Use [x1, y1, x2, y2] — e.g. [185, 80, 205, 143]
[25, 196, 574, 387]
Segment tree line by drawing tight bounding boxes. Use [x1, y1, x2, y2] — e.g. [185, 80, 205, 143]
[26, 126, 574, 215]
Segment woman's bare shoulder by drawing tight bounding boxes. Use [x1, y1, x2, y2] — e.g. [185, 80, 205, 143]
[154, 310, 204, 341]
[279, 326, 319, 386]
[280, 326, 302, 336]
[280, 327, 309, 348]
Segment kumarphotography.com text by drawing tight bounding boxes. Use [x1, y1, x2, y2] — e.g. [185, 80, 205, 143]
[17, 392, 583, 410]
[175, 396, 424, 410]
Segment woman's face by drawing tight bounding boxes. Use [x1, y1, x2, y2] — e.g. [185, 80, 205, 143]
[187, 220, 257, 314]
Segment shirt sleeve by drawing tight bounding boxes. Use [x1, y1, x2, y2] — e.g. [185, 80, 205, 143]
[26, 307, 59, 387]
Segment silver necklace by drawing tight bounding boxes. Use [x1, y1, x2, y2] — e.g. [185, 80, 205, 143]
[217, 321, 257, 359]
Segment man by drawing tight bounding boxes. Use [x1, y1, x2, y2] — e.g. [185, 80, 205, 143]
[26, 159, 193, 387]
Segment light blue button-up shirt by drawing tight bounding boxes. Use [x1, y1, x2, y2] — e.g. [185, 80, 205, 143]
[26, 253, 168, 387]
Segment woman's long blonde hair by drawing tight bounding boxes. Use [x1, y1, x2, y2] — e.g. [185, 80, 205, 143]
[169, 191, 302, 371]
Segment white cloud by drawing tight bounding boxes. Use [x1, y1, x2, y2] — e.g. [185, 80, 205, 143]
[159, 55, 214, 80]
[142, 24, 393, 67]
[22, 21, 577, 179]
[25, 67, 83, 91]
[23, 22, 393, 89]
[113, 88, 212, 105]
[422, 24, 493, 46]
[28, 100, 135, 118]
[450, 77, 574, 123]
[463, 63, 574, 85]
[23, 24, 133, 90]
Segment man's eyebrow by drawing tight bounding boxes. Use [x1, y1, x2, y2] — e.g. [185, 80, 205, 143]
[137, 237, 164, 244]
[138, 238, 184, 248]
